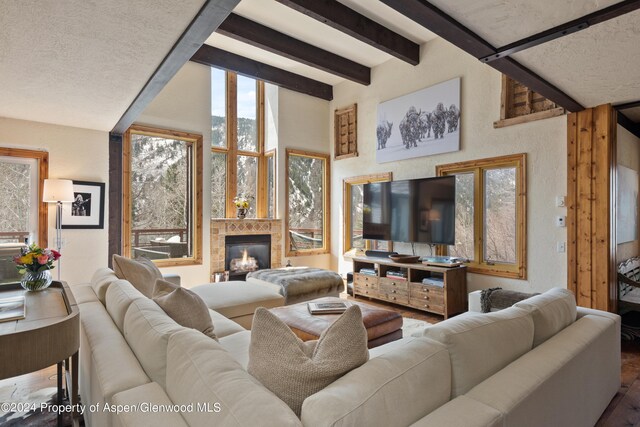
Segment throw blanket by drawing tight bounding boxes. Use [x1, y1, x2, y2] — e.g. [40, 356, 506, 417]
[480, 288, 538, 313]
[246, 268, 343, 298]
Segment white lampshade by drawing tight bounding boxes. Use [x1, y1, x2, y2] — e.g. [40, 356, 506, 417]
[43, 179, 74, 203]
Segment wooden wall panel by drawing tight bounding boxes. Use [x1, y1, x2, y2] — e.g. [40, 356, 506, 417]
[567, 104, 616, 312]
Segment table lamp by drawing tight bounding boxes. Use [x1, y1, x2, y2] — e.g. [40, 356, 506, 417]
[43, 179, 74, 280]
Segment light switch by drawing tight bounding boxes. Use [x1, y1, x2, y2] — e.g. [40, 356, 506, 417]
[557, 242, 566, 253]
[556, 196, 566, 207]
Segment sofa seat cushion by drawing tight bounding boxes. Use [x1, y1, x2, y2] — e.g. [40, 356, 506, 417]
[166, 329, 302, 426]
[112, 254, 162, 298]
[191, 282, 284, 321]
[248, 306, 369, 416]
[90, 268, 120, 304]
[123, 298, 184, 388]
[301, 337, 451, 427]
[218, 330, 251, 369]
[466, 314, 619, 427]
[422, 306, 534, 397]
[209, 309, 245, 337]
[79, 301, 150, 401]
[105, 279, 146, 333]
[112, 382, 188, 427]
[513, 287, 577, 347]
[70, 284, 99, 305]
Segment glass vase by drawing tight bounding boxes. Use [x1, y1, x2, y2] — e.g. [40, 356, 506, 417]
[20, 269, 53, 292]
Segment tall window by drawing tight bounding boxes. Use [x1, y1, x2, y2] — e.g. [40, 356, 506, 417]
[210, 69, 273, 219]
[437, 153, 526, 279]
[343, 173, 392, 254]
[123, 125, 203, 266]
[286, 149, 330, 256]
[0, 148, 48, 250]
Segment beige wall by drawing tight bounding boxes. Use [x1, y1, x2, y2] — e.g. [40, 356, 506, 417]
[275, 88, 331, 269]
[136, 62, 212, 286]
[330, 38, 568, 294]
[0, 117, 109, 285]
[616, 124, 640, 263]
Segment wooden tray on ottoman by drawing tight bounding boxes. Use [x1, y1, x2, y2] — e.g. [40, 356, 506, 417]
[270, 297, 403, 349]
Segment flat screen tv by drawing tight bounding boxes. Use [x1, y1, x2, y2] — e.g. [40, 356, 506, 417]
[363, 176, 455, 245]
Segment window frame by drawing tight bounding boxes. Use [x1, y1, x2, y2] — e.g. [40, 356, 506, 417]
[123, 124, 203, 267]
[436, 153, 527, 279]
[343, 172, 393, 255]
[0, 148, 49, 246]
[210, 71, 269, 218]
[285, 148, 331, 257]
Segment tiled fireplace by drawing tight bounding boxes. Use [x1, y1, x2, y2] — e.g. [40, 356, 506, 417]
[210, 219, 283, 280]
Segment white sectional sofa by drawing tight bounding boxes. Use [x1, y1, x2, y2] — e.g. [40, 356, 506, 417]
[72, 269, 620, 427]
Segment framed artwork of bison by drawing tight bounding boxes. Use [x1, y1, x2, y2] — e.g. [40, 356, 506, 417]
[376, 78, 460, 164]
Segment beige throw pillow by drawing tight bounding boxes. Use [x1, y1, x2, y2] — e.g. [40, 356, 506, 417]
[248, 305, 369, 416]
[152, 279, 217, 340]
[112, 254, 162, 298]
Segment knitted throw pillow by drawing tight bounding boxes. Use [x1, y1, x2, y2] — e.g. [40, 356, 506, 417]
[152, 279, 217, 340]
[248, 305, 369, 416]
[112, 254, 162, 298]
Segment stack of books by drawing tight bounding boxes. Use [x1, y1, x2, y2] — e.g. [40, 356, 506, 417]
[359, 268, 378, 276]
[422, 277, 444, 287]
[386, 270, 408, 280]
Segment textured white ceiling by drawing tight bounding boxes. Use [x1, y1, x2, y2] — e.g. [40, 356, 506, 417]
[428, 0, 622, 47]
[0, 0, 205, 131]
[512, 10, 640, 108]
[216, 0, 436, 71]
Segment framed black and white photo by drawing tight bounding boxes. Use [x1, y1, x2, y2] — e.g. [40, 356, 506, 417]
[376, 78, 460, 163]
[61, 180, 105, 229]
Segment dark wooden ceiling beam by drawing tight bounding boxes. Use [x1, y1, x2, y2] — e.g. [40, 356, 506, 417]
[191, 45, 333, 100]
[615, 100, 640, 111]
[274, 0, 420, 65]
[481, 0, 640, 62]
[217, 13, 370, 85]
[617, 111, 640, 139]
[379, 0, 584, 112]
[111, 0, 240, 134]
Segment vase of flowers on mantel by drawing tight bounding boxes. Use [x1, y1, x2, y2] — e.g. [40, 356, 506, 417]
[234, 195, 253, 219]
[13, 244, 60, 291]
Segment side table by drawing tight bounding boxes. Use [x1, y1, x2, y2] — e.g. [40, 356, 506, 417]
[0, 281, 80, 427]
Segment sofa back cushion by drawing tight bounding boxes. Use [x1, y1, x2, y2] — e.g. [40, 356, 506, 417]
[112, 254, 162, 298]
[423, 307, 534, 397]
[166, 329, 302, 427]
[91, 268, 120, 304]
[513, 287, 577, 347]
[105, 279, 146, 333]
[123, 298, 183, 388]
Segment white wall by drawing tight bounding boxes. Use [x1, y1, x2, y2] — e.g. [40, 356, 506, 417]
[136, 62, 212, 287]
[617, 124, 640, 263]
[330, 38, 568, 294]
[0, 117, 109, 285]
[276, 88, 331, 269]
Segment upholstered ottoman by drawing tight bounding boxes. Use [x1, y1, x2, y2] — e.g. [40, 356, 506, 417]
[191, 281, 284, 329]
[270, 297, 403, 348]
[246, 267, 344, 304]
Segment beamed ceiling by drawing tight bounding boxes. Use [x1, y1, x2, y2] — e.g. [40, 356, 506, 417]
[0, 0, 639, 133]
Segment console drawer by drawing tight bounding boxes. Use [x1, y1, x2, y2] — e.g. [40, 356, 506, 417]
[409, 282, 444, 296]
[379, 277, 409, 291]
[408, 298, 444, 314]
[379, 292, 409, 305]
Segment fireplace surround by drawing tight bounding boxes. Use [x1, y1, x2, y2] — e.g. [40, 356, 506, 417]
[210, 219, 282, 281]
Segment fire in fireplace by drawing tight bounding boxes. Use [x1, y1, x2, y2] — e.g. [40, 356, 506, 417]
[225, 234, 271, 280]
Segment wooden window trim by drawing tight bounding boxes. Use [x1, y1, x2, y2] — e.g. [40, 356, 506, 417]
[259, 149, 276, 218]
[0, 148, 49, 246]
[123, 125, 203, 267]
[286, 148, 331, 257]
[213, 72, 267, 218]
[437, 153, 527, 279]
[342, 172, 392, 256]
